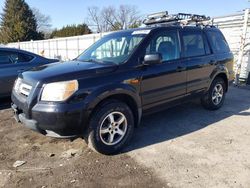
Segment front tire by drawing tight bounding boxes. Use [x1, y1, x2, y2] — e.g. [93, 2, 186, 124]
[86, 100, 134, 155]
[201, 77, 226, 110]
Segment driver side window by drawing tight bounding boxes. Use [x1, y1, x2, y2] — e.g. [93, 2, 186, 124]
[146, 30, 180, 62]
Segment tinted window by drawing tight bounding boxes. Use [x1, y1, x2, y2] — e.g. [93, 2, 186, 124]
[0, 51, 12, 64]
[146, 30, 180, 62]
[18, 53, 34, 62]
[0, 51, 33, 65]
[182, 31, 206, 58]
[206, 30, 230, 54]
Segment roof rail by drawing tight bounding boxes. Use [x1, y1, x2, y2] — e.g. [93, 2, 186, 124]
[143, 12, 213, 27]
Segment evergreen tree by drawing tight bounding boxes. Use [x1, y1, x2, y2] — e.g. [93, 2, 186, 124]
[0, 0, 43, 43]
[50, 24, 92, 38]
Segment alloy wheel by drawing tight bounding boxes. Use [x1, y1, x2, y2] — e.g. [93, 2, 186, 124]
[212, 83, 224, 105]
[99, 111, 128, 146]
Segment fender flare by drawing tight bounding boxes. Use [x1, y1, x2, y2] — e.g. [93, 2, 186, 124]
[83, 83, 142, 126]
[208, 65, 229, 92]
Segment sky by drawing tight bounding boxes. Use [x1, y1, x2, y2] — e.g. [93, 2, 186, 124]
[0, 0, 249, 29]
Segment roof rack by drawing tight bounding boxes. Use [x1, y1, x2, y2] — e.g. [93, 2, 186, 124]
[143, 12, 213, 27]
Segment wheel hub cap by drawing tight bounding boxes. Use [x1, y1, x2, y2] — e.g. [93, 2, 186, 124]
[212, 83, 224, 105]
[99, 111, 128, 146]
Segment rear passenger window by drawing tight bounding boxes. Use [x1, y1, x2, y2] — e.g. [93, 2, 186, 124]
[182, 31, 206, 58]
[206, 31, 230, 54]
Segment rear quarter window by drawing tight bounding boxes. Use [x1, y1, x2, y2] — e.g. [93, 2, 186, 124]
[18, 53, 34, 62]
[206, 30, 230, 54]
[9, 52, 34, 63]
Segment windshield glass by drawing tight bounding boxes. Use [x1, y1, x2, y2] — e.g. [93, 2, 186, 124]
[77, 30, 149, 64]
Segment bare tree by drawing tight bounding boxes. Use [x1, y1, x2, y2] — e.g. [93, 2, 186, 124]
[87, 5, 142, 32]
[87, 6, 104, 33]
[32, 8, 52, 33]
[101, 6, 119, 31]
[117, 5, 141, 29]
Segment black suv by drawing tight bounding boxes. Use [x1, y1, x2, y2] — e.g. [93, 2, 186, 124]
[11, 13, 234, 154]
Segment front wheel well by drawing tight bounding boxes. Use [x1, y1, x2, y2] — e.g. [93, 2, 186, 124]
[89, 94, 140, 127]
[214, 73, 228, 92]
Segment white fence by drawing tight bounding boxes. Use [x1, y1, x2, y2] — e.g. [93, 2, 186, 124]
[7, 33, 109, 61]
[214, 9, 250, 80]
[7, 10, 250, 80]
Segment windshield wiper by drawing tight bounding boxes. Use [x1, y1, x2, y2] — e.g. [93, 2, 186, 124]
[77, 58, 116, 65]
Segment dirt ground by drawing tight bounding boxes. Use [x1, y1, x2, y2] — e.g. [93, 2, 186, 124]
[0, 86, 250, 188]
[0, 110, 163, 188]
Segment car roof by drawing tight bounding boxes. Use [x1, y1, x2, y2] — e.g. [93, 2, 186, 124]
[115, 25, 181, 32]
[144, 25, 219, 30]
[109, 25, 219, 36]
[0, 47, 45, 58]
[105, 26, 182, 37]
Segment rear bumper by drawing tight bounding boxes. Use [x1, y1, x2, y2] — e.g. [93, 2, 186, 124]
[11, 93, 88, 138]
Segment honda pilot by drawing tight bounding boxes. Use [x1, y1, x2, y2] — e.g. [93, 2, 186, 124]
[11, 12, 234, 155]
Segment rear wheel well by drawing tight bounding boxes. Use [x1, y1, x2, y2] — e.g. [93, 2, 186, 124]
[89, 94, 139, 127]
[214, 73, 228, 92]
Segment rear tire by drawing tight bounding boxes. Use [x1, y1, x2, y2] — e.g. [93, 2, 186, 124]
[201, 77, 226, 110]
[86, 100, 134, 155]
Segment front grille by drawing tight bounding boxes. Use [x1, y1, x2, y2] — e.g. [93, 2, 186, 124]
[19, 83, 32, 97]
[14, 78, 32, 98]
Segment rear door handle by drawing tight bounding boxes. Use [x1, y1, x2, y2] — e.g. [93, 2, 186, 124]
[176, 66, 186, 72]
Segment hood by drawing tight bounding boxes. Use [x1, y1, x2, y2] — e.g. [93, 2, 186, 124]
[21, 60, 117, 83]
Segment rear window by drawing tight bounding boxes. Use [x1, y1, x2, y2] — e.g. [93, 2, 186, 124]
[182, 31, 206, 58]
[206, 30, 230, 54]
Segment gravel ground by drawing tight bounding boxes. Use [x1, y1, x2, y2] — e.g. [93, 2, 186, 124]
[0, 86, 250, 188]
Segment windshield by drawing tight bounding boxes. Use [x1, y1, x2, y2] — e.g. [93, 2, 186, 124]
[77, 30, 149, 65]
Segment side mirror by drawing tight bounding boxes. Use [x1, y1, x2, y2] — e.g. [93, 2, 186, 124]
[143, 53, 162, 65]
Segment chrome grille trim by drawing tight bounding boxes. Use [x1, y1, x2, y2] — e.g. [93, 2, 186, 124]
[14, 78, 32, 97]
[19, 83, 32, 97]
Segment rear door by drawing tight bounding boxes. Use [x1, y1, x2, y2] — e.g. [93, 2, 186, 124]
[180, 28, 214, 93]
[140, 28, 187, 110]
[0, 50, 34, 96]
[205, 29, 234, 81]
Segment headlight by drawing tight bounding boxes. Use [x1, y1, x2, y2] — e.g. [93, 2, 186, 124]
[14, 78, 22, 92]
[41, 80, 79, 102]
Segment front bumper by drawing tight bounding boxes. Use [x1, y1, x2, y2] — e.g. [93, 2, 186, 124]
[11, 92, 88, 138]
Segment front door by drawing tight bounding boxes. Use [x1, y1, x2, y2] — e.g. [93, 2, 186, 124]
[140, 29, 187, 110]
